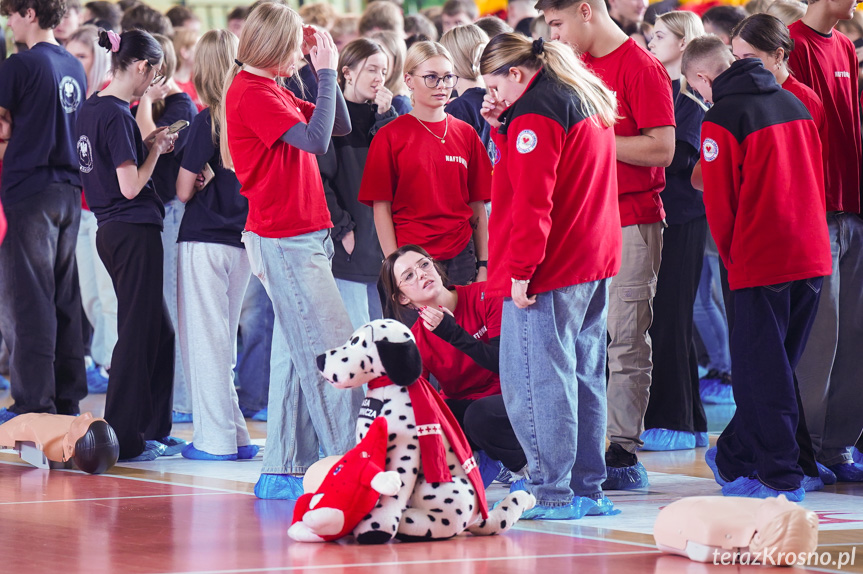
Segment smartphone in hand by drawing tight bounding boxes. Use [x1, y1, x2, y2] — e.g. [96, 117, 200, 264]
[167, 120, 190, 134]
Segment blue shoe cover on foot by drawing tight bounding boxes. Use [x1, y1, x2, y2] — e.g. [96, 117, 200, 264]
[476, 450, 503, 489]
[818, 462, 836, 485]
[182, 443, 238, 461]
[237, 444, 260, 460]
[641, 428, 696, 451]
[509, 478, 527, 494]
[157, 436, 189, 456]
[255, 473, 305, 500]
[705, 447, 727, 486]
[852, 448, 863, 465]
[252, 408, 268, 422]
[0, 407, 18, 425]
[721, 476, 804, 501]
[695, 432, 709, 448]
[828, 462, 863, 482]
[584, 494, 620, 516]
[700, 378, 735, 405]
[172, 411, 193, 424]
[519, 498, 598, 520]
[802, 475, 824, 492]
[0, 374, 10, 390]
[120, 440, 167, 462]
[86, 365, 109, 394]
[602, 462, 648, 490]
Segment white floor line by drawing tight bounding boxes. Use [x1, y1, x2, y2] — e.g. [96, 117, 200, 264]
[148, 549, 663, 574]
[511, 523, 660, 548]
[0, 492, 228, 505]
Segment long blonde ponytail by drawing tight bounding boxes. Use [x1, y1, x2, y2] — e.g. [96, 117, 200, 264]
[480, 34, 617, 128]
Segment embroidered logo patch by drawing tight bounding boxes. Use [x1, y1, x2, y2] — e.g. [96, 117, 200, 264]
[703, 138, 719, 162]
[59, 76, 82, 114]
[77, 136, 93, 173]
[358, 397, 383, 421]
[516, 129, 538, 154]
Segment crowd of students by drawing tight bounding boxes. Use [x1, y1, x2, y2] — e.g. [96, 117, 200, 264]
[0, 0, 862, 520]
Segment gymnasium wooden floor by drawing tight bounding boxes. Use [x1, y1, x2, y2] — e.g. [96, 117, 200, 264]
[2, 394, 862, 574]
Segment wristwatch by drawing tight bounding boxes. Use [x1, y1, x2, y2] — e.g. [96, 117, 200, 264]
[476, 260, 488, 270]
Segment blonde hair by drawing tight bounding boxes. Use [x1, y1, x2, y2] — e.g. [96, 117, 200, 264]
[655, 11, 708, 110]
[368, 30, 409, 95]
[172, 27, 199, 66]
[358, 1, 404, 36]
[404, 40, 453, 76]
[765, 0, 805, 25]
[480, 34, 617, 127]
[298, 1, 338, 30]
[151, 33, 177, 121]
[440, 24, 488, 81]
[220, 2, 304, 168]
[194, 29, 238, 147]
[68, 24, 111, 97]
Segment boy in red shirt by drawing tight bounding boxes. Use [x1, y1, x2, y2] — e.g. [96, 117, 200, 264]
[788, 0, 863, 483]
[683, 36, 832, 500]
[537, 0, 675, 489]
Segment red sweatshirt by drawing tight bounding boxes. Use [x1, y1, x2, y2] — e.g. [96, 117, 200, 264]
[788, 21, 861, 213]
[700, 60, 832, 290]
[488, 70, 621, 297]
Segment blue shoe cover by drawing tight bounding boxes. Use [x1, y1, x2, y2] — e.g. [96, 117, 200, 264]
[699, 378, 735, 405]
[0, 374, 10, 390]
[476, 450, 503, 489]
[157, 436, 189, 456]
[86, 364, 109, 394]
[172, 411, 193, 424]
[585, 494, 620, 516]
[802, 475, 824, 492]
[182, 443, 238, 461]
[705, 447, 727, 486]
[828, 462, 863, 482]
[0, 407, 18, 425]
[853, 448, 863, 465]
[721, 476, 804, 502]
[237, 444, 260, 460]
[252, 408, 268, 422]
[255, 473, 305, 500]
[602, 462, 649, 490]
[510, 478, 527, 494]
[818, 462, 837, 485]
[519, 498, 598, 520]
[697, 365, 709, 378]
[695, 432, 709, 448]
[120, 440, 167, 462]
[640, 428, 696, 451]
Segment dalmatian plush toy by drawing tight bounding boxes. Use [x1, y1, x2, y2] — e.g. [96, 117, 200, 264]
[316, 319, 535, 544]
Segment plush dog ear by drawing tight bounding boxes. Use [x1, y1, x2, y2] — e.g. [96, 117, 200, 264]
[376, 340, 423, 386]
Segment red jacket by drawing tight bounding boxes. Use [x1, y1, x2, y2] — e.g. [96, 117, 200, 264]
[700, 60, 832, 290]
[488, 70, 621, 297]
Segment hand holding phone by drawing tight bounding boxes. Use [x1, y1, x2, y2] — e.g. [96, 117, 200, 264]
[167, 120, 190, 135]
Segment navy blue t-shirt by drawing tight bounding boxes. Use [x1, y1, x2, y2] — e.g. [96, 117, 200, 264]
[76, 94, 165, 227]
[133, 92, 198, 204]
[177, 108, 247, 249]
[663, 79, 706, 225]
[446, 87, 491, 150]
[0, 42, 87, 206]
[392, 94, 413, 116]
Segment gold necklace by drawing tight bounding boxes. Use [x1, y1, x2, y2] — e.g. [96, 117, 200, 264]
[412, 113, 448, 144]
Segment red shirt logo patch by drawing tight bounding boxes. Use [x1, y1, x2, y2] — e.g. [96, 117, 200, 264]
[703, 138, 719, 162]
[516, 129, 538, 154]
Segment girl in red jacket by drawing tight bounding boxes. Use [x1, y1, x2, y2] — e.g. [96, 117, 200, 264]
[479, 34, 621, 519]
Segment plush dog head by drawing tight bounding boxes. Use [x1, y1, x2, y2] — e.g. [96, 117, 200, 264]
[316, 319, 423, 389]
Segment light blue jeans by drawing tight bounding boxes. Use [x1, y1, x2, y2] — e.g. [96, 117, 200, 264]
[797, 212, 863, 466]
[334, 278, 383, 330]
[693, 252, 732, 374]
[162, 197, 190, 414]
[243, 229, 363, 474]
[500, 279, 609, 506]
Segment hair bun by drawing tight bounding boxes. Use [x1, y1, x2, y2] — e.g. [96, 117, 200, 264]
[97, 29, 113, 51]
[532, 37, 545, 56]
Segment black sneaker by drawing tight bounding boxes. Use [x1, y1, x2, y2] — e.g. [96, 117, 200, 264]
[605, 443, 638, 468]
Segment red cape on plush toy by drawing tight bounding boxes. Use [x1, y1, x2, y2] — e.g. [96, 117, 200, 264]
[288, 417, 401, 543]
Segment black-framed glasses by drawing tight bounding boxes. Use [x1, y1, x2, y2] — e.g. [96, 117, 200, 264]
[413, 73, 459, 89]
[398, 257, 435, 287]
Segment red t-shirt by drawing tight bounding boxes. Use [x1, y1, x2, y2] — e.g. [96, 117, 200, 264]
[783, 73, 829, 187]
[226, 71, 332, 239]
[175, 78, 205, 112]
[582, 38, 675, 227]
[411, 283, 502, 401]
[358, 114, 492, 260]
[788, 21, 861, 213]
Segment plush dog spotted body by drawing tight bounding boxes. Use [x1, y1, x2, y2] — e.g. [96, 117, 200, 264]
[317, 320, 535, 544]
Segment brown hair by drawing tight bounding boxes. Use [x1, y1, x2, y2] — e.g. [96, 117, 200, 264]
[121, 4, 172, 37]
[442, 0, 478, 20]
[368, 30, 408, 94]
[475, 16, 513, 38]
[165, 5, 198, 28]
[379, 245, 448, 322]
[359, 1, 404, 35]
[298, 1, 338, 29]
[0, 0, 66, 29]
[338, 37, 386, 89]
[681, 34, 735, 77]
[405, 12, 439, 41]
[731, 13, 794, 61]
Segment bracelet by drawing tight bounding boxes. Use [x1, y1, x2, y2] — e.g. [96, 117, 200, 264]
[476, 260, 488, 269]
[511, 278, 530, 285]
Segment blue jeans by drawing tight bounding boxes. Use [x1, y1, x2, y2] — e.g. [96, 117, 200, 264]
[243, 229, 363, 474]
[797, 213, 863, 465]
[162, 198, 190, 413]
[500, 279, 609, 506]
[236, 275, 274, 412]
[334, 278, 383, 330]
[693, 252, 731, 373]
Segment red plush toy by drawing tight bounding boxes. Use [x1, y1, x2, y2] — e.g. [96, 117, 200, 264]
[288, 417, 401, 542]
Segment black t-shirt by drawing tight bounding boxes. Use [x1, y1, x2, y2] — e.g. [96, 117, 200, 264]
[76, 94, 165, 227]
[133, 92, 198, 204]
[0, 42, 87, 206]
[445, 87, 494, 165]
[663, 79, 706, 225]
[177, 108, 247, 248]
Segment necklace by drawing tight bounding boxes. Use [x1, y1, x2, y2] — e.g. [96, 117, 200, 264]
[412, 113, 448, 144]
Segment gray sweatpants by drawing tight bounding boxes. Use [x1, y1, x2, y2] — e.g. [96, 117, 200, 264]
[178, 241, 253, 455]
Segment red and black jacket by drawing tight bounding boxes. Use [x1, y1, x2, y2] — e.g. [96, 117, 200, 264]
[700, 59, 832, 290]
[487, 69, 621, 297]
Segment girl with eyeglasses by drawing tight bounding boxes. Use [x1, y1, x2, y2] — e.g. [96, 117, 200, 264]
[75, 29, 181, 462]
[359, 41, 492, 295]
[379, 244, 526, 488]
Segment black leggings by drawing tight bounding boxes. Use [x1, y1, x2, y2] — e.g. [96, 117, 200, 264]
[445, 395, 526, 472]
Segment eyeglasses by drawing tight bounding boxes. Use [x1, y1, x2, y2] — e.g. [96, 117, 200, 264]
[134, 59, 164, 85]
[413, 73, 459, 89]
[398, 257, 435, 287]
